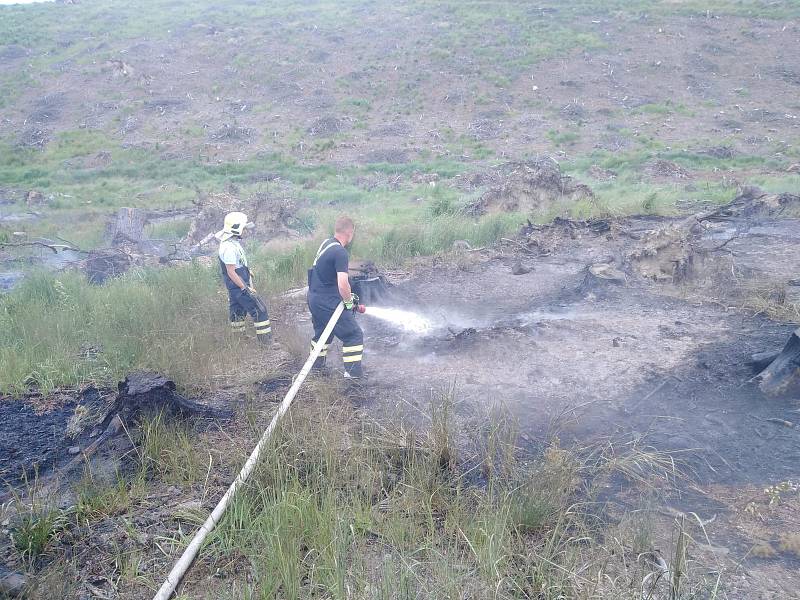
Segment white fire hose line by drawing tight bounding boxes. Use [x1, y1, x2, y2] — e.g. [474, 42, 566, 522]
[152, 302, 346, 600]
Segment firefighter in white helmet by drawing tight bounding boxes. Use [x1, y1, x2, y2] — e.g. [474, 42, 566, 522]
[215, 212, 272, 343]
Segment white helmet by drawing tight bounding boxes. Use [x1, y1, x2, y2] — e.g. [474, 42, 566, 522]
[215, 211, 253, 241]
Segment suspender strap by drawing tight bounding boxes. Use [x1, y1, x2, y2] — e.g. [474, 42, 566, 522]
[313, 238, 341, 266]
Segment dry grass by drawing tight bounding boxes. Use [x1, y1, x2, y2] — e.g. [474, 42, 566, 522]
[741, 282, 800, 322]
[777, 533, 800, 557]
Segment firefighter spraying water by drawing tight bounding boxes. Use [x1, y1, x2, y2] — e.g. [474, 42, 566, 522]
[307, 216, 366, 378]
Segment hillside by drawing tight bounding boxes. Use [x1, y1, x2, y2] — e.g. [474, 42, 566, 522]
[1, 0, 799, 250]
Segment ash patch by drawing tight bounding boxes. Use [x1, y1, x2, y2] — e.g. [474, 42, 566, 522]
[16, 127, 49, 149]
[710, 188, 800, 220]
[0, 374, 229, 488]
[467, 118, 503, 141]
[560, 101, 586, 123]
[772, 67, 800, 86]
[372, 121, 412, 137]
[0, 395, 81, 485]
[697, 145, 736, 159]
[303, 90, 336, 110]
[685, 52, 719, 73]
[596, 133, 634, 152]
[744, 109, 786, 124]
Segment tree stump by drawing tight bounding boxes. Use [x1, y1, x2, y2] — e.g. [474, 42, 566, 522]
[109, 207, 146, 247]
[758, 328, 800, 396]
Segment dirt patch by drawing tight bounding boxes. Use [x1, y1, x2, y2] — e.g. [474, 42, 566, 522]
[464, 158, 594, 216]
[26, 93, 66, 125]
[142, 98, 189, 114]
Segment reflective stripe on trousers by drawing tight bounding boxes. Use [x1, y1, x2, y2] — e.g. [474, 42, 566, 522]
[229, 288, 271, 337]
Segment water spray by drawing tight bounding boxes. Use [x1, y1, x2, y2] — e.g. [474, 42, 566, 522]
[363, 306, 434, 334]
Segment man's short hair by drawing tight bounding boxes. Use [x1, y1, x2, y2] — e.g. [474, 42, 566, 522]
[335, 215, 355, 234]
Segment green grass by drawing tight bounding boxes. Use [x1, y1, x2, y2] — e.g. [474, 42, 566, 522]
[74, 472, 140, 522]
[0, 264, 245, 394]
[632, 101, 694, 117]
[547, 129, 581, 148]
[145, 218, 192, 241]
[135, 412, 210, 485]
[11, 507, 67, 563]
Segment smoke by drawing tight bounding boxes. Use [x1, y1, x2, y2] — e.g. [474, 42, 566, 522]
[363, 306, 434, 334]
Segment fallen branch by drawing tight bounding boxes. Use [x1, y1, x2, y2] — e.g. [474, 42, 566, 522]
[0, 240, 86, 254]
[61, 414, 124, 473]
[500, 237, 540, 256]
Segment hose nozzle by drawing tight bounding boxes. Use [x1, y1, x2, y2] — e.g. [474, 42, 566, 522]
[355, 304, 366, 314]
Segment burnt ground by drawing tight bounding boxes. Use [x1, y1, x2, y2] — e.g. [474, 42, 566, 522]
[288, 211, 800, 598]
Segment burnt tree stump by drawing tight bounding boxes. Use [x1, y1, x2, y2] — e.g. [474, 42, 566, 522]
[758, 328, 800, 396]
[113, 372, 232, 421]
[749, 350, 781, 373]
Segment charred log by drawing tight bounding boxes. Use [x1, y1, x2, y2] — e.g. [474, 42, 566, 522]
[758, 328, 800, 396]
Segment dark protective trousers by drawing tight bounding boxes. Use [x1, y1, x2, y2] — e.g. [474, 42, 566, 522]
[228, 288, 272, 342]
[308, 294, 364, 376]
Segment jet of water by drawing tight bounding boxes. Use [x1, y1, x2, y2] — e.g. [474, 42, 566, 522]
[363, 306, 434, 334]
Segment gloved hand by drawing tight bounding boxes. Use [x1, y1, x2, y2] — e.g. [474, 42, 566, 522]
[344, 292, 360, 311]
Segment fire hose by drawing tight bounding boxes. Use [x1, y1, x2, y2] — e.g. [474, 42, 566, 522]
[152, 302, 346, 600]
